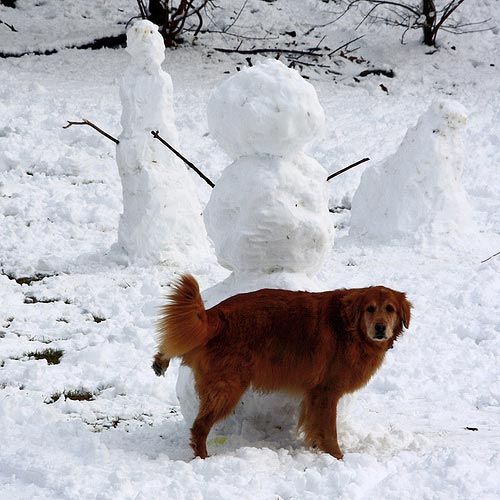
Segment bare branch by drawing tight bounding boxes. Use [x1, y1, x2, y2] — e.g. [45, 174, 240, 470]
[481, 250, 500, 264]
[328, 35, 365, 56]
[151, 130, 215, 188]
[214, 46, 323, 57]
[0, 18, 17, 32]
[326, 158, 370, 181]
[63, 119, 119, 144]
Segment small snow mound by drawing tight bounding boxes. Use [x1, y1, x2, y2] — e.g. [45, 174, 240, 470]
[207, 58, 325, 158]
[349, 99, 476, 243]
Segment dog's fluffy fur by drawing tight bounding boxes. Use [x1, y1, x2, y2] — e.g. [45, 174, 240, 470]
[153, 275, 411, 459]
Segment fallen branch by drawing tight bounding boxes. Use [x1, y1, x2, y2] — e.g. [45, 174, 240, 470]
[63, 119, 119, 144]
[481, 250, 500, 264]
[326, 157, 370, 181]
[151, 130, 215, 188]
[214, 46, 323, 57]
[1, 33, 125, 58]
[0, 18, 17, 32]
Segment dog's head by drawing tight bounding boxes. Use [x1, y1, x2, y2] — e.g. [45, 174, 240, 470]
[342, 286, 412, 345]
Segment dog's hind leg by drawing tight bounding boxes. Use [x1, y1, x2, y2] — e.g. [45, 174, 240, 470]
[300, 385, 343, 459]
[152, 352, 170, 376]
[190, 379, 248, 459]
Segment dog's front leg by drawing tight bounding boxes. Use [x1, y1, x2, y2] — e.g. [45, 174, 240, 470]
[301, 385, 343, 459]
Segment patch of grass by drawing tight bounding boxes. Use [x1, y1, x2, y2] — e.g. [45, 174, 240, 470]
[47, 388, 95, 404]
[24, 295, 71, 305]
[1, 271, 56, 286]
[25, 348, 64, 365]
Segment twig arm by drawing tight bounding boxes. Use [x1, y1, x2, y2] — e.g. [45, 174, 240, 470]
[481, 250, 500, 264]
[326, 157, 370, 181]
[63, 119, 119, 144]
[151, 130, 215, 188]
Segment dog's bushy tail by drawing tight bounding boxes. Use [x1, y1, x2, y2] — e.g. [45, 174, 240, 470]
[156, 274, 209, 358]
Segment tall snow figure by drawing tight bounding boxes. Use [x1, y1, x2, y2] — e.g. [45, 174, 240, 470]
[113, 20, 209, 266]
[350, 100, 476, 242]
[176, 59, 351, 440]
[205, 58, 332, 294]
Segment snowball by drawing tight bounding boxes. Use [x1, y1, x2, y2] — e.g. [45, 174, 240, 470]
[207, 58, 325, 158]
[349, 100, 475, 242]
[204, 153, 332, 275]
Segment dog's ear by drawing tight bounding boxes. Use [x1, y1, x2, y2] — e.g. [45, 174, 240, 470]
[340, 289, 366, 330]
[398, 293, 412, 329]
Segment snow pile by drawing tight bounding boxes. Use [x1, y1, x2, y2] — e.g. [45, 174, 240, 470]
[177, 59, 349, 436]
[349, 100, 476, 243]
[113, 20, 210, 267]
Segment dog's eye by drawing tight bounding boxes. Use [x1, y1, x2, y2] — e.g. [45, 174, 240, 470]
[366, 305, 375, 313]
[386, 304, 394, 312]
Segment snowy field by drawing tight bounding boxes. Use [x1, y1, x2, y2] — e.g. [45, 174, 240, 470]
[1, 1, 500, 498]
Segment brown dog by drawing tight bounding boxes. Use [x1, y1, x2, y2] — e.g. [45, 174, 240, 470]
[153, 275, 411, 459]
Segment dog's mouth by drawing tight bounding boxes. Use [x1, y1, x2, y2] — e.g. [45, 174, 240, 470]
[372, 334, 387, 341]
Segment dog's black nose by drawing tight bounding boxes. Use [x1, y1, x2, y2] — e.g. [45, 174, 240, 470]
[374, 323, 386, 338]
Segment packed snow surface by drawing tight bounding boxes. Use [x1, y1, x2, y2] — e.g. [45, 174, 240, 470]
[1, 0, 500, 499]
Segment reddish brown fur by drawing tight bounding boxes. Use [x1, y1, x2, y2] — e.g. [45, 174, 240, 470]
[154, 275, 412, 459]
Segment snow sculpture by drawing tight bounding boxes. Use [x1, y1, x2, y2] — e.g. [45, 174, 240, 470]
[176, 59, 352, 439]
[350, 99, 475, 242]
[113, 20, 209, 266]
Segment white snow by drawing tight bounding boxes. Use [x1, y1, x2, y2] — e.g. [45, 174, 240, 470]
[207, 58, 325, 158]
[1, 0, 500, 498]
[350, 99, 476, 243]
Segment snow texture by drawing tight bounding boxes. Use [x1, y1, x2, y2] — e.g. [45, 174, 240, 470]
[207, 58, 325, 158]
[114, 20, 210, 267]
[350, 99, 476, 243]
[1, 0, 500, 498]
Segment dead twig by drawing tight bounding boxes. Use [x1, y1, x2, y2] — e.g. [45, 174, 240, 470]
[214, 46, 323, 57]
[0, 18, 17, 32]
[151, 130, 215, 188]
[326, 157, 370, 181]
[481, 250, 500, 264]
[63, 119, 214, 188]
[328, 35, 366, 57]
[63, 119, 119, 144]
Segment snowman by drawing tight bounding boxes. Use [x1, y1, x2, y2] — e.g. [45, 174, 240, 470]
[111, 20, 209, 267]
[350, 99, 476, 243]
[176, 59, 352, 439]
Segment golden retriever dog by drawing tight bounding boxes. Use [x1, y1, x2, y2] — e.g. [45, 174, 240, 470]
[153, 275, 411, 459]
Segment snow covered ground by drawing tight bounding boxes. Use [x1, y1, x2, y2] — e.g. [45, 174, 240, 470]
[1, 1, 500, 498]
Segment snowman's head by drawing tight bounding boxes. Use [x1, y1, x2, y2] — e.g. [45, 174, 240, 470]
[126, 20, 165, 67]
[207, 59, 325, 158]
[424, 99, 468, 137]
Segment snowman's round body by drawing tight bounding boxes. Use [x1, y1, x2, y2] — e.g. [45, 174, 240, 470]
[176, 59, 353, 440]
[114, 20, 208, 266]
